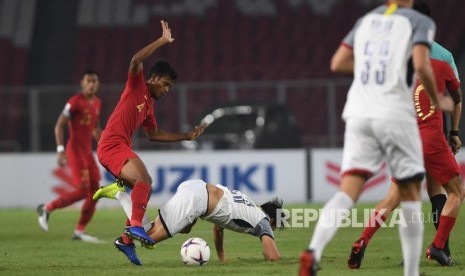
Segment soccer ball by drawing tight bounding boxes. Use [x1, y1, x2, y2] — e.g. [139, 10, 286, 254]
[180, 237, 211, 266]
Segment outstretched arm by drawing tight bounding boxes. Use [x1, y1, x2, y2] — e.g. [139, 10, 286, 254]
[213, 225, 226, 263]
[145, 123, 207, 142]
[261, 235, 280, 261]
[129, 20, 174, 76]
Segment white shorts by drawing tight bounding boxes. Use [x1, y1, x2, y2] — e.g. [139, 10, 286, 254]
[341, 118, 424, 182]
[158, 179, 208, 236]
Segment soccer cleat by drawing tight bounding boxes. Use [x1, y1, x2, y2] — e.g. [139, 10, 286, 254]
[124, 226, 155, 246]
[348, 238, 367, 269]
[72, 231, 102, 243]
[114, 237, 141, 266]
[92, 181, 125, 200]
[140, 241, 155, 250]
[447, 256, 455, 267]
[299, 249, 318, 276]
[37, 204, 50, 232]
[140, 221, 156, 249]
[426, 244, 453, 266]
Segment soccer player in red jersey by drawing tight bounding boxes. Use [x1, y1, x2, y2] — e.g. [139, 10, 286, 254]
[37, 70, 103, 242]
[97, 20, 206, 247]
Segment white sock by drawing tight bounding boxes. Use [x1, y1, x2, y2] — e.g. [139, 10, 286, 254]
[115, 191, 152, 232]
[309, 191, 354, 261]
[398, 201, 423, 276]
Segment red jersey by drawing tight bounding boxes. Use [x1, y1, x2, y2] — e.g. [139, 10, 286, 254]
[414, 59, 460, 132]
[64, 93, 101, 153]
[100, 70, 157, 147]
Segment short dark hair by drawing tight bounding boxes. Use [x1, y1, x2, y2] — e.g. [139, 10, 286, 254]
[413, 1, 431, 17]
[149, 60, 177, 81]
[260, 197, 285, 230]
[81, 69, 99, 79]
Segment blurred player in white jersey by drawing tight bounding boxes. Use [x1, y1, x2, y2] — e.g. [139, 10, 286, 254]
[347, 2, 464, 268]
[299, 1, 454, 276]
[93, 179, 282, 265]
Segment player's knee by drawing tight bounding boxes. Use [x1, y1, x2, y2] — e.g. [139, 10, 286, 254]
[446, 176, 465, 201]
[457, 184, 465, 202]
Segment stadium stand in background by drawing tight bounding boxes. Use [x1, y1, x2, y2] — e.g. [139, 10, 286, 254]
[1, 0, 464, 151]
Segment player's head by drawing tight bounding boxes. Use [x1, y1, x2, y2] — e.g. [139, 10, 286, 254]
[260, 197, 285, 231]
[80, 69, 99, 95]
[146, 60, 177, 100]
[413, 1, 431, 17]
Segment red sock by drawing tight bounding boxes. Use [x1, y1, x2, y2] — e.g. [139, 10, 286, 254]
[46, 188, 87, 212]
[361, 211, 387, 245]
[433, 215, 456, 249]
[122, 234, 133, 245]
[130, 181, 151, 227]
[76, 193, 97, 231]
[122, 218, 133, 244]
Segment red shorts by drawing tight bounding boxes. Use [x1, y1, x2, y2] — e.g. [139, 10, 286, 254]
[421, 130, 460, 185]
[97, 141, 138, 178]
[66, 149, 101, 188]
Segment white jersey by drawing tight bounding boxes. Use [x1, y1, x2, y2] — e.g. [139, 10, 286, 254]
[158, 180, 273, 239]
[201, 184, 273, 239]
[341, 4, 435, 122]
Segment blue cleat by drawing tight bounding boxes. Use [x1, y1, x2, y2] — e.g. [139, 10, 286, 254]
[114, 237, 141, 266]
[124, 226, 155, 246]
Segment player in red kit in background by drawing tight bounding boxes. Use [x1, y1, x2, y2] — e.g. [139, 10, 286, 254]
[37, 70, 103, 242]
[97, 20, 206, 248]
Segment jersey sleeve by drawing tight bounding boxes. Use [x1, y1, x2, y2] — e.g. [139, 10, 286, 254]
[446, 52, 460, 81]
[63, 97, 79, 118]
[411, 16, 435, 48]
[443, 63, 461, 92]
[254, 217, 274, 240]
[342, 18, 362, 49]
[127, 69, 145, 90]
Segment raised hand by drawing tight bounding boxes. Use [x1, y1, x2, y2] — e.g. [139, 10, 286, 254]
[160, 20, 174, 44]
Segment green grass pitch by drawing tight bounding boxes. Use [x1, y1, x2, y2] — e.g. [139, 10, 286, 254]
[1, 203, 465, 275]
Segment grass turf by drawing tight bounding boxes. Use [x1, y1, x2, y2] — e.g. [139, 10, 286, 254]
[1, 203, 465, 275]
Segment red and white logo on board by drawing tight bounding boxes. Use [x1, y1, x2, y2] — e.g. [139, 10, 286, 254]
[51, 166, 76, 196]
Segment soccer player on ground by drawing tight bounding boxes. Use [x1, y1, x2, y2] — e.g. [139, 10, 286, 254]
[97, 20, 206, 247]
[299, 1, 454, 276]
[347, 2, 464, 268]
[93, 179, 282, 265]
[37, 70, 102, 242]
